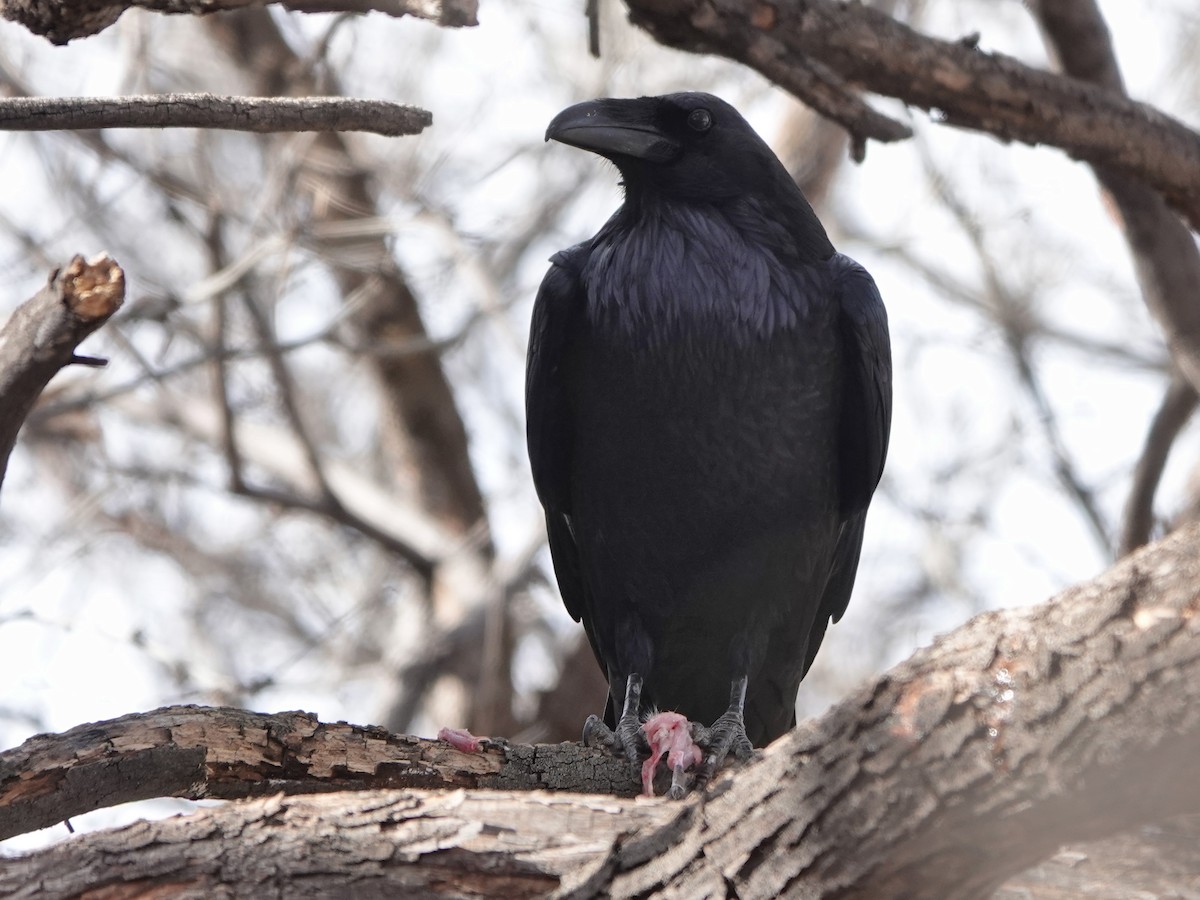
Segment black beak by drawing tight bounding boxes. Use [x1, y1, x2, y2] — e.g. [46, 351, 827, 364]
[545, 99, 680, 163]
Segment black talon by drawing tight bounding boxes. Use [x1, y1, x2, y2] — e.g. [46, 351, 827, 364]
[583, 673, 648, 761]
[694, 676, 754, 783]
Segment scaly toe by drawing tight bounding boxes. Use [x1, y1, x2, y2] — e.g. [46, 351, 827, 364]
[582, 714, 618, 751]
[695, 709, 753, 783]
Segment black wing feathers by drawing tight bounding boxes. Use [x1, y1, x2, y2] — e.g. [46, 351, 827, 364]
[815, 257, 893, 630]
[834, 257, 892, 514]
[526, 249, 588, 627]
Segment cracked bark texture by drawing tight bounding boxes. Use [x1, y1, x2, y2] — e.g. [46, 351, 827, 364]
[4, 524, 1200, 898]
[0, 706, 641, 842]
[0, 255, 123, 492]
[0, 0, 477, 44]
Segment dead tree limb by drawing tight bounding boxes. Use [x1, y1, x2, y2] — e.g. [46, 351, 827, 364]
[0, 255, 124, 493]
[622, 0, 1200, 231]
[0, 706, 639, 842]
[0, 95, 431, 136]
[0, 0, 477, 44]
[4, 523, 1200, 897]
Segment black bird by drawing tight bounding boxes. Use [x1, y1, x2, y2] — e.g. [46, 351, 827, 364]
[527, 93, 891, 783]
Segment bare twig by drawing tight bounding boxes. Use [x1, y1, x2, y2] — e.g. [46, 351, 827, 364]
[920, 148, 1112, 555]
[0, 705, 640, 842]
[206, 11, 489, 545]
[0, 95, 431, 136]
[207, 287, 437, 578]
[0, 255, 124, 493]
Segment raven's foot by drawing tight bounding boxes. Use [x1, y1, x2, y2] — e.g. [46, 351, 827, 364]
[692, 710, 754, 783]
[583, 673, 649, 761]
[582, 712, 647, 761]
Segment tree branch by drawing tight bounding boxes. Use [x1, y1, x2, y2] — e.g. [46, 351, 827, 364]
[5, 524, 1200, 896]
[1033, 0, 1200, 409]
[0, 255, 124, 493]
[1119, 373, 1197, 556]
[0, 706, 639, 842]
[0, 95, 431, 136]
[0, 0, 476, 43]
[623, 0, 1200, 230]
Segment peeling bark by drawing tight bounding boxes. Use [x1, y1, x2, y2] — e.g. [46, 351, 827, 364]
[4, 524, 1200, 897]
[0, 706, 640, 842]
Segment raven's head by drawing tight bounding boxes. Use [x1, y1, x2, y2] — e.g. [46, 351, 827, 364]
[546, 92, 794, 204]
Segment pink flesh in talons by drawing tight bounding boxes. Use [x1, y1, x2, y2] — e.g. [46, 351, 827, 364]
[641, 711, 703, 797]
[437, 726, 483, 752]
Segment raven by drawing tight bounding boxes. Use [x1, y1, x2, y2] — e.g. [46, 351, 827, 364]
[527, 93, 891, 786]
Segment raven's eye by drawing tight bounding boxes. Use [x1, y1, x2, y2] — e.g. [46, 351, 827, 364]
[687, 109, 713, 133]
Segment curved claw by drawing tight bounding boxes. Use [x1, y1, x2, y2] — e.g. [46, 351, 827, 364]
[583, 712, 646, 760]
[666, 762, 691, 800]
[583, 714, 618, 750]
[694, 708, 754, 784]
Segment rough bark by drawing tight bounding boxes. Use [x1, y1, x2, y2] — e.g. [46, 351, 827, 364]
[0, 255, 124, 492]
[621, 0, 1200, 231]
[4, 524, 1200, 897]
[0, 95, 431, 135]
[0, 706, 640, 842]
[0, 0, 477, 44]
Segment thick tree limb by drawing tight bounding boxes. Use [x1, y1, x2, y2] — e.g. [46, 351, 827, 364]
[0, 0, 477, 43]
[0, 95, 431, 136]
[622, 0, 1200, 230]
[4, 524, 1200, 896]
[0, 255, 123, 493]
[0, 706, 639, 842]
[998, 816, 1200, 900]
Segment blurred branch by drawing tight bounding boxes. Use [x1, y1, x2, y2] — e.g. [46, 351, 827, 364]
[1119, 373, 1198, 556]
[1034, 1, 1200, 390]
[623, 0, 1200, 229]
[114, 393, 453, 570]
[0, 95, 431, 136]
[0, 255, 124, 493]
[1032, 1, 1200, 555]
[857, 232, 1167, 374]
[382, 523, 544, 734]
[193, 215, 438, 576]
[921, 148, 1112, 555]
[1, 0, 476, 44]
[208, 10, 488, 545]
